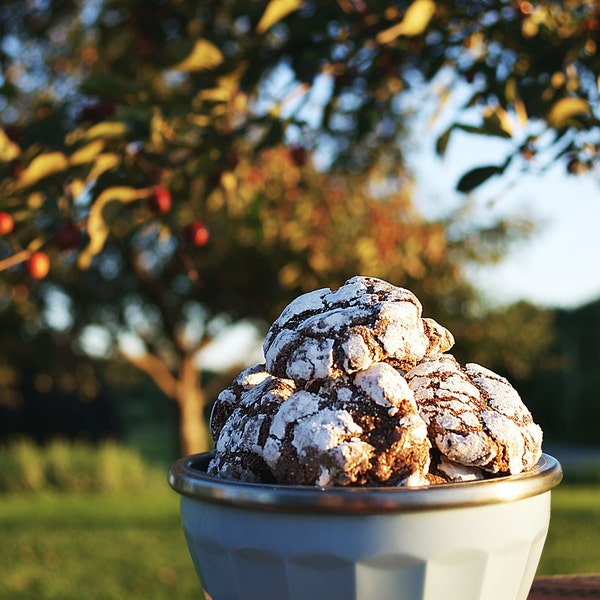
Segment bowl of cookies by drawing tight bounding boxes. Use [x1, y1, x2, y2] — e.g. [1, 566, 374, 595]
[169, 276, 562, 600]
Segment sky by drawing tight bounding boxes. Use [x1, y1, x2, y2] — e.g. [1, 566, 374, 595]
[266, 61, 600, 310]
[410, 128, 600, 311]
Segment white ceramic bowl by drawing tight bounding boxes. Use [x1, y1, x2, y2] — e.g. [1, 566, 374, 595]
[168, 452, 562, 600]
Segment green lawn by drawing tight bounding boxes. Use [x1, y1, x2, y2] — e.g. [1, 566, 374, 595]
[0, 483, 598, 599]
[538, 484, 600, 575]
[0, 485, 203, 600]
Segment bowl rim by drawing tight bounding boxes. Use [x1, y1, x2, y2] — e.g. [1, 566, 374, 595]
[168, 451, 562, 515]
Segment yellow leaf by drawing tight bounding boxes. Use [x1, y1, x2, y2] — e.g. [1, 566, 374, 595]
[221, 171, 237, 193]
[188, 114, 211, 127]
[547, 97, 590, 128]
[150, 108, 175, 151]
[256, 0, 303, 34]
[197, 87, 231, 103]
[515, 97, 528, 126]
[505, 78, 528, 125]
[376, 0, 436, 44]
[27, 191, 45, 209]
[172, 39, 223, 72]
[84, 121, 128, 140]
[69, 179, 86, 200]
[86, 153, 121, 183]
[0, 128, 20, 162]
[78, 186, 154, 269]
[195, 66, 246, 106]
[70, 140, 106, 166]
[16, 152, 69, 189]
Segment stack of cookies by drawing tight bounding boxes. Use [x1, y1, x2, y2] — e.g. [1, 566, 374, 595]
[208, 276, 543, 487]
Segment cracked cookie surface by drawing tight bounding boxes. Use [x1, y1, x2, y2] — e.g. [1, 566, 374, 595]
[208, 369, 296, 482]
[406, 355, 543, 475]
[263, 275, 454, 385]
[263, 363, 431, 487]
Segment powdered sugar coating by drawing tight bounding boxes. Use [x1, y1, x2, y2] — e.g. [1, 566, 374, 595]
[406, 355, 543, 475]
[434, 455, 486, 482]
[263, 363, 431, 487]
[208, 371, 296, 482]
[209, 364, 271, 442]
[208, 277, 544, 488]
[263, 276, 454, 385]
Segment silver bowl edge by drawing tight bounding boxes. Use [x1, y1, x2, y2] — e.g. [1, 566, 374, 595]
[167, 451, 563, 515]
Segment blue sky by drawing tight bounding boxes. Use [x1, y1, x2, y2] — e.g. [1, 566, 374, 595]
[410, 128, 600, 310]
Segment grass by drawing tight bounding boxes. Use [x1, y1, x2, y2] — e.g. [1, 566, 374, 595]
[0, 485, 204, 600]
[0, 480, 598, 599]
[538, 484, 600, 575]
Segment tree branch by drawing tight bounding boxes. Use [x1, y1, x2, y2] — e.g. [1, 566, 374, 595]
[121, 349, 178, 399]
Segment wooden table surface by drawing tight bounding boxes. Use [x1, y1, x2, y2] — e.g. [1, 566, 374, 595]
[528, 575, 600, 598]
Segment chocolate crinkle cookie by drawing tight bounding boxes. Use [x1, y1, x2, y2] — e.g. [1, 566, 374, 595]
[262, 276, 454, 385]
[208, 276, 543, 487]
[263, 363, 431, 487]
[208, 369, 296, 483]
[209, 364, 271, 443]
[405, 355, 543, 476]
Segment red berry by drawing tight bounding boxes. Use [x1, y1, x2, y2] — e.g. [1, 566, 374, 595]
[27, 251, 50, 279]
[0, 212, 14, 235]
[186, 221, 210, 247]
[55, 222, 80, 251]
[290, 146, 308, 166]
[150, 186, 172, 214]
[587, 18, 600, 32]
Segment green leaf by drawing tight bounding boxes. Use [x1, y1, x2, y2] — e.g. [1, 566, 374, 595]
[256, 0, 303, 34]
[435, 127, 453, 156]
[456, 163, 507, 193]
[436, 120, 510, 157]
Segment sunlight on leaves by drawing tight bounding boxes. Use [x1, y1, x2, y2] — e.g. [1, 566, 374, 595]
[16, 152, 69, 189]
[196, 67, 245, 104]
[547, 97, 590, 128]
[482, 105, 513, 138]
[0, 128, 20, 162]
[70, 140, 106, 166]
[172, 39, 224, 72]
[256, 0, 303, 34]
[86, 153, 121, 183]
[84, 122, 128, 141]
[78, 186, 154, 269]
[376, 0, 436, 43]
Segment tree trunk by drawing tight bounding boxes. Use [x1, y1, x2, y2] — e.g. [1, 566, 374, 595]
[121, 346, 210, 456]
[176, 352, 210, 456]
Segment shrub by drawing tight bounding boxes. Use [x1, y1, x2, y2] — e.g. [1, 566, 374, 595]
[0, 439, 45, 493]
[0, 438, 164, 494]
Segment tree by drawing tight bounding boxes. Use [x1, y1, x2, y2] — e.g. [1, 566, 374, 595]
[1, 0, 572, 454]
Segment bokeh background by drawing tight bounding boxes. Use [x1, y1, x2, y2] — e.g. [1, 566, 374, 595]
[1, 1, 600, 598]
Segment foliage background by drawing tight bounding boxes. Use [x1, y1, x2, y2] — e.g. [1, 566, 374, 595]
[0, 0, 599, 459]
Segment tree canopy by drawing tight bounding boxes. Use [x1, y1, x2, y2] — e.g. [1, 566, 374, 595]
[1, 0, 583, 454]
